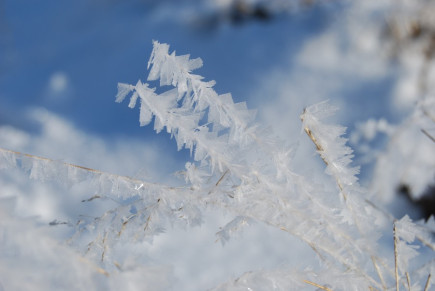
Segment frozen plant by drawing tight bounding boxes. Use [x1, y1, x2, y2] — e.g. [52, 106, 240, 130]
[1, 41, 434, 290]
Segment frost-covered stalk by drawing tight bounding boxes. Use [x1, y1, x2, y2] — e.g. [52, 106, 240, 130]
[117, 41, 257, 177]
[300, 101, 360, 197]
[116, 41, 390, 289]
[301, 102, 434, 289]
[0, 147, 207, 266]
[393, 216, 435, 290]
[2, 41, 434, 290]
[301, 104, 376, 233]
[300, 102, 374, 235]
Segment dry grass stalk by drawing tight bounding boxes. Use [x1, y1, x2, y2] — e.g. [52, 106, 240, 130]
[301, 110, 384, 289]
[406, 272, 411, 291]
[371, 256, 387, 290]
[423, 273, 431, 291]
[393, 222, 399, 291]
[215, 169, 229, 186]
[78, 257, 110, 277]
[118, 214, 137, 237]
[301, 126, 345, 194]
[101, 231, 108, 262]
[303, 279, 333, 291]
[0, 147, 148, 185]
[416, 235, 435, 251]
[421, 128, 435, 143]
[144, 214, 152, 231]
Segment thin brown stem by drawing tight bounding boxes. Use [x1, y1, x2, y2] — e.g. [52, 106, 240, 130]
[421, 128, 435, 143]
[300, 112, 346, 199]
[405, 272, 411, 291]
[303, 280, 334, 291]
[372, 256, 387, 290]
[215, 169, 229, 186]
[423, 273, 431, 291]
[393, 222, 400, 291]
[0, 147, 159, 187]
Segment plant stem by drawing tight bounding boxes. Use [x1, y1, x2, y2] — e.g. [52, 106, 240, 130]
[393, 222, 399, 291]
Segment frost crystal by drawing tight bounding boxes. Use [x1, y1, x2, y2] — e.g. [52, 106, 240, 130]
[301, 101, 360, 190]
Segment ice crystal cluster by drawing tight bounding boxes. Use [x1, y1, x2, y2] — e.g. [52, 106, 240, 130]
[1, 41, 434, 290]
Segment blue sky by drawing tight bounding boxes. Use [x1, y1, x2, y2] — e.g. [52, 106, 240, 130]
[1, 0, 391, 179]
[1, 1, 342, 135]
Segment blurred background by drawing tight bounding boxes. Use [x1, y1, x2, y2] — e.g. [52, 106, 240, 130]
[1, 0, 435, 289]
